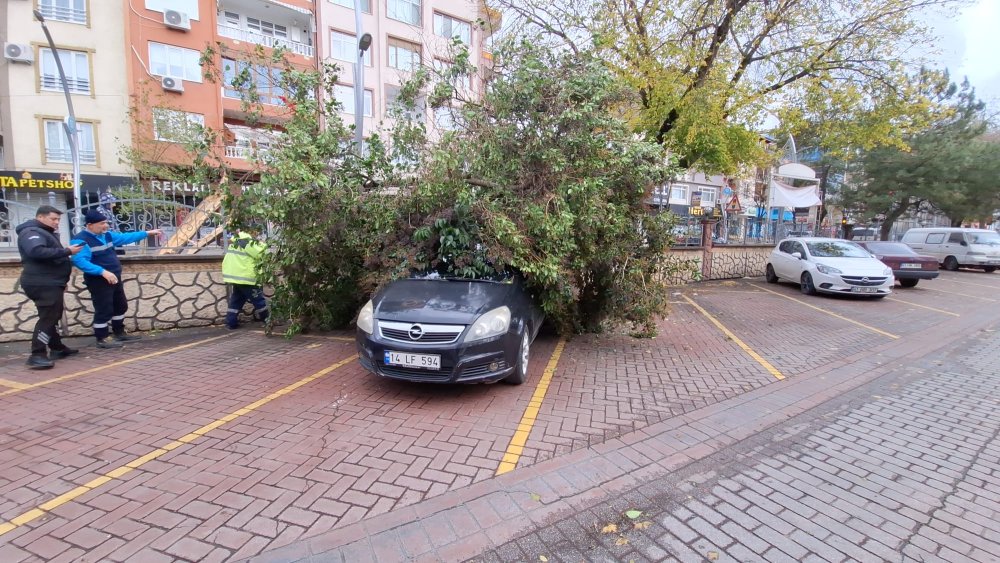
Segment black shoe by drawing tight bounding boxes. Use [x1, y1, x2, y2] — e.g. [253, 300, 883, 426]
[26, 355, 54, 369]
[113, 333, 142, 342]
[50, 347, 79, 359]
[96, 338, 124, 349]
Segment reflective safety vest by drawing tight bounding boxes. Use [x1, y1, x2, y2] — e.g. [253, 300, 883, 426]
[222, 232, 265, 285]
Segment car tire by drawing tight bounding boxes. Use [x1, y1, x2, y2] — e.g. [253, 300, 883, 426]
[900, 279, 919, 288]
[800, 273, 817, 295]
[984, 267, 996, 273]
[504, 329, 530, 385]
[943, 256, 960, 271]
[765, 264, 778, 283]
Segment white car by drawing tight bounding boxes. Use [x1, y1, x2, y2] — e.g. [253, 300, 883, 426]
[765, 237, 894, 298]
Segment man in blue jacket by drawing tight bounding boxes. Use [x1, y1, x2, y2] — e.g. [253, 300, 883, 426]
[71, 210, 161, 348]
[16, 205, 84, 369]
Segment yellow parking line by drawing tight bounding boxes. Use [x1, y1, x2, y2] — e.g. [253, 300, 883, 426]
[0, 353, 358, 538]
[751, 284, 900, 340]
[920, 286, 997, 302]
[0, 334, 233, 398]
[0, 378, 31, 390]
[496, 339, 566, 476]
[886, 297, 960, 317]
[681, 295, 785, 380]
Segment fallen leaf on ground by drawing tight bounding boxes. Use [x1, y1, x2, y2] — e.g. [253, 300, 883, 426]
[708, 551, 719, 560]
[615, 537, 629, 546]
[633, 521, 652, 530]
[539, 556, 548, 562]
[625, 510, 643, 519]
[529, 493, 542, 502]
[601, 524, 618, 533]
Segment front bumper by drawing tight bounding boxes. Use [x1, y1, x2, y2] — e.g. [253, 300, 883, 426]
[356, 331, 517, 384]
[812, 270, 894, 296]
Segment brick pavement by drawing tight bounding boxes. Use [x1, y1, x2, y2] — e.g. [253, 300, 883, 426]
[0, 273, 997, 561]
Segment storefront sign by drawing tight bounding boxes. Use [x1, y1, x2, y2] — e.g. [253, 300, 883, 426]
[0, 170, 134, 193]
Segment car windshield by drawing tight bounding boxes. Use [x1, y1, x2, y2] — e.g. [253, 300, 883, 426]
[806, 241, 871, 258]
[968, 232, 1000, 246]
[865, 242, 916, 255]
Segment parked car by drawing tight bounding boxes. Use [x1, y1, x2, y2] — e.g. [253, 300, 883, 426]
[355, 272, 544, 385]
[850, 227, 878, 241]
[765, 237, 894, 298]
[855, 241, 939, 288]
[900, 227, 1000, 272]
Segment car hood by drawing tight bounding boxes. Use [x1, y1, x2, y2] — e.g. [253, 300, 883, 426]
[373, 279, 514, 324]
[812, 257, 891, 275]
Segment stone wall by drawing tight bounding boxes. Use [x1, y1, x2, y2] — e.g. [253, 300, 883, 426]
[0, 255, 230, 343]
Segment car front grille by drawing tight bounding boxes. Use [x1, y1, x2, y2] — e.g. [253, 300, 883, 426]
[841, 276, 889, 286]
[378, 320, 465, 344]
[376, 364, 455, 382]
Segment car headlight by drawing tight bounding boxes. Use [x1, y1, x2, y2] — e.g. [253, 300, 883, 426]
[357, 300, 374, 334]
[815, 263, 842, 275]
[463, 306, 511, 343]
[883, 267, 893, 276]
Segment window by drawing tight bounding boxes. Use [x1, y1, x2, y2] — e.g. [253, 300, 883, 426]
[152, 108, 205, 143]
[222, 58, 291, 106]
[948, 232, 965, 244]
[39, 0, 87, 24]
[149, 43, 202, 82]
[433, 59, 471, 92]
[700, 187, 718, 205]
[387, 0, 420, 25]
[145, 0, 199, 19]
[247, 18, 288, 38]
[386, 84, 425, 122]
[434, 106, 458, 131]
[670, 183, 689, 202]
[333, 84, 373, 116]
[330, 0, 371, 12]
[223, 11, 240, 27]
[44, 119, 96, 165]
[388, 38, 421, 71]
[330, 31, 372, 66]
[39, 48, 90, 94]
[925, 233, 945, 244]
[433, 13, 471, 44]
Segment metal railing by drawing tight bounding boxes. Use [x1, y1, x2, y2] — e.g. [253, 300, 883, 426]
[41, 75, 91, 94]
[46, 148, 96, 165]
[217, 25, 314, 57]
[1, 197, 225, 255]
[38, 3, 87, 24]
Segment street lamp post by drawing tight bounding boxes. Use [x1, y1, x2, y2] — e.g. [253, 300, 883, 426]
[33, 9, 82, 229]
[353, 1, 373, 154]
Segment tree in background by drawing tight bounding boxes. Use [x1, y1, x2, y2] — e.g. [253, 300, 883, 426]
[497, 0, 965, 174]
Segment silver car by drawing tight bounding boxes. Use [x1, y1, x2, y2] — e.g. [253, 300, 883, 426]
[765, 237, 894, 298]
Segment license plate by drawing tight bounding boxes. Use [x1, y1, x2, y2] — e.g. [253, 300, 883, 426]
[851, 287, 879, 293]
[384, 351, 440, 370]
[900, 263, 923, 269]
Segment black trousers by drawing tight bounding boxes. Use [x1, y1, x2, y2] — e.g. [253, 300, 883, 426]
[22, 285, 66, 355]
[226, 284, 268, 328]
[83, 274, 128, 340]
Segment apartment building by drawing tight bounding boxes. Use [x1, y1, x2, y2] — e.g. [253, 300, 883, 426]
[317, 0, 499, 137]
[1, 0, 133, 243]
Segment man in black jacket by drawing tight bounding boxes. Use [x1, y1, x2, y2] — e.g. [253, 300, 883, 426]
[16, 206, 83, 369]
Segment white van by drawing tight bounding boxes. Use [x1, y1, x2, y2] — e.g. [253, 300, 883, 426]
[900, 227, 1000, 272]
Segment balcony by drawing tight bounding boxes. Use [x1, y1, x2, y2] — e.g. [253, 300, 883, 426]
[46, 148, 96, 165]
[218, 25, 314, 58]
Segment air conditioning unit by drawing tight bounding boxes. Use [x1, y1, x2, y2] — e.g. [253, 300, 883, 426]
[163, 9, 191, 31]
[4, 43, 33, 64]
[160, 75, 184, 93]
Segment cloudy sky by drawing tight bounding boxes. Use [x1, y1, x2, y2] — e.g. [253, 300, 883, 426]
[922, 0, 1000, 110]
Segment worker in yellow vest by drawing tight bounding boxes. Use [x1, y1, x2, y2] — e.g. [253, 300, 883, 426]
[222, 230, 268, 329]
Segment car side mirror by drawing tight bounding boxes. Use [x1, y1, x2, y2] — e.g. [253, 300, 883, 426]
[960, 241, 968, 247]
[791, 251, 803, 259]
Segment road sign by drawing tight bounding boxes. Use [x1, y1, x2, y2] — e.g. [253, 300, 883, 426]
[726, 194, 742, 213]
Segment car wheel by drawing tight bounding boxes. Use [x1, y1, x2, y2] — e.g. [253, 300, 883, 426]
[765, 264, 778, 283]
[943, 256, 959, 271]
[504, 329, 530, 385]
[900, 279, 918, 288]
[800, 273, 817, 295]
[984, 267, 996, 273]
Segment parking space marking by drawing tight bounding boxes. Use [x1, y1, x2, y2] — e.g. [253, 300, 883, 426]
[920, 286, 997, 302]
[496, 338, 567, 476]
[0, 353, 358, 538]
[0, 378, 31, 390]
[249, 330, 355, 342]
[0, 334, 233, 398]
[681, 295, 785, 380]
[750, 284, 900, 340]
[886, 297, 960, 317]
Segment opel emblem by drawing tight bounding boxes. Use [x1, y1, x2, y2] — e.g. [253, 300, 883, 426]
[408, 324, 424, 340]
[861, 277, 870, 283]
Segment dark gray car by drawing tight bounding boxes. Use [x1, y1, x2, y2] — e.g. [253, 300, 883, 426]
[355, 275, 544, 384]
